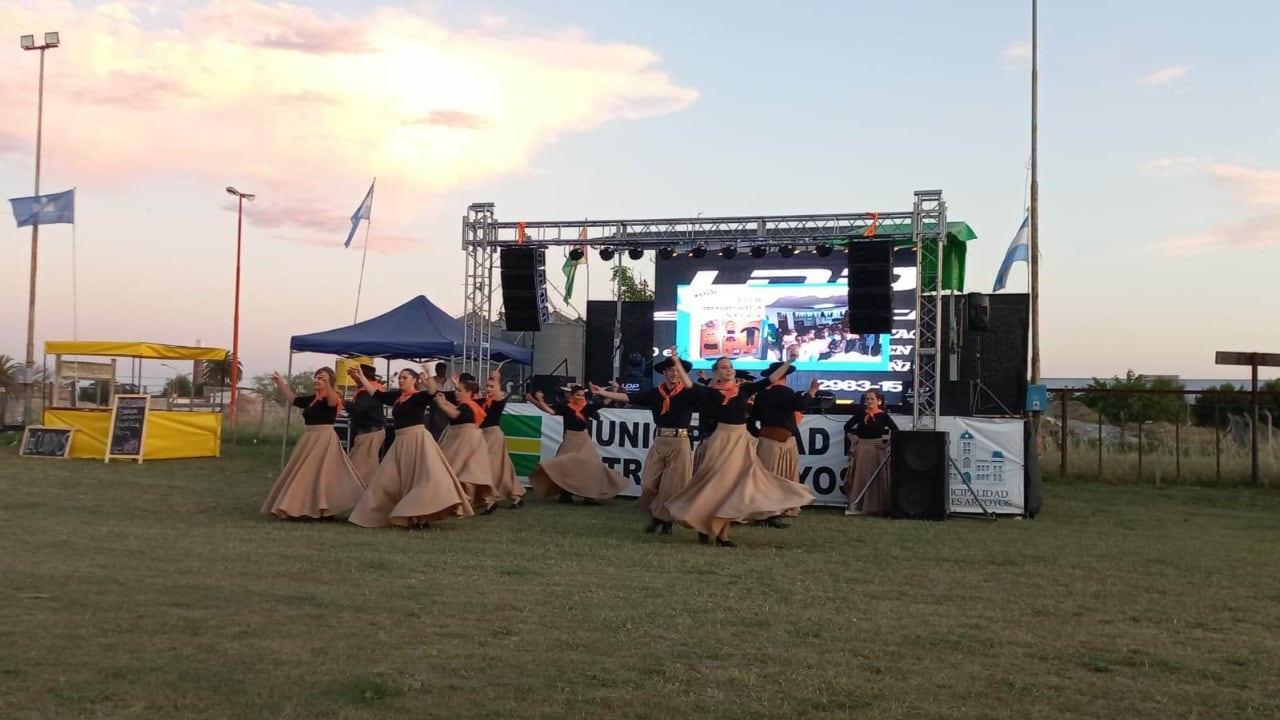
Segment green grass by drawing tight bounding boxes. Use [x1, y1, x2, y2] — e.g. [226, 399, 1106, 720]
[1, 443, 1279, 719]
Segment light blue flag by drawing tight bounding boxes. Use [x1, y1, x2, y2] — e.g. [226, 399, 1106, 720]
[10, 188, 75, 228]
[992, 213, 1029, 292]
[344, 180, 375, 248]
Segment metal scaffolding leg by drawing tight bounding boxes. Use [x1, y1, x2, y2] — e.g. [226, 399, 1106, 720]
[912, 190, 946, 430]
[462, 203, 495, 380]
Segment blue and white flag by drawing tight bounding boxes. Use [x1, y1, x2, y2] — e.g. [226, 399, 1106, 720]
[10, 188, 75, 228]
[344, 179, 375, 248]
[992, 213, 1029, 292]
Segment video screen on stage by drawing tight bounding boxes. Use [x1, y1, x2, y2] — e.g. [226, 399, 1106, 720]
[654, 248, 918, 406]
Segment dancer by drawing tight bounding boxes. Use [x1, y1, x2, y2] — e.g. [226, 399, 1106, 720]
[842, 389, 898, 515]
[525, 385, 629, 504]
[751, 359, 820, 525]
[347, 367, 474, 528]
[344, 363, 386, 485]
[476, 368, 525, 509]
[591, 348, 696, 534]
[261, 368, 365, 519]
[691, 367, 755, 472]
[430, 376, 498, 515]
[665, 357, 815, 547]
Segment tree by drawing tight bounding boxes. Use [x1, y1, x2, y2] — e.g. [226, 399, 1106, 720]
[164, 374, 194, 397]
[0, 354, 18, 390]
[610, 265, 655, 301]
[250, 371, 314, 405]
[1194, 379, 1280, 427]
[202, 357, 245, 388]
[1078, 370, 1187, 424]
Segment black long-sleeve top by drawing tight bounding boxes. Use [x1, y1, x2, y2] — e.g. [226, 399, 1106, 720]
[346, 388, 386, 433]
[751, 384, 811, 439]
[626, 383, 699, 429]
[844, 410, 899, 439]
[698, 380, 769, 427]
[479, 397, 506, 429]
[554, 402, 602, 433]
[293, 395, 339, 426]
[373, 389, 436, 429]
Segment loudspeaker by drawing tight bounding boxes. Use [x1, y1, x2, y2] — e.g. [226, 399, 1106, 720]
[846, 241, 894, 334]
[890, 430, 949, 521]
[527, 374, 574, 401]
[966, 292, 991, 332]
[501, 247, 551, 332]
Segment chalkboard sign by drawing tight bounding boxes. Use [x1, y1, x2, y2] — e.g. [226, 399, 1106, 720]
[105, 394, 150, 463]
[20, 426, 74, 458]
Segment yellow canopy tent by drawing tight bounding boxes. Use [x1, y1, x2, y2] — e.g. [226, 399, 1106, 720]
[42, 341, 228, 460]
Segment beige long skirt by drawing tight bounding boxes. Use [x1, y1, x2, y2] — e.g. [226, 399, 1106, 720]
[757, 433, 802, 518]
[692, 438, 710, 474]
[262, 426, 365, 519]
[348, 425, 475, 527]
[348, 430, 383, 487]
[845, 437, 891, 514]
[482, 426, 525, 503]
[666, 424, 815, 538]
[529, 429, 629, 500]
[636, 435, 694, 522]
[439, 424, 496, 510]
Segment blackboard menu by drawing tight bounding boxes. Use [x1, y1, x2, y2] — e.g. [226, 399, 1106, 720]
[106, 395, 149, 462]
[20, 426, 74, 458]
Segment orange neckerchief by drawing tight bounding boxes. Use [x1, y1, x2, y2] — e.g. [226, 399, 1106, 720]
[657, 382, 684, 415]
[310, 391, 343, 413]
[567, 397, 588, 423]
[354, 380, 384, 398]
[482, 395, 494, 410]
[460, 398, 487, 427]
[864, 407, 884, 425]
[393, 390, 419, 406]
[712, 381, 740, 405]
[770, 379, 804, 428]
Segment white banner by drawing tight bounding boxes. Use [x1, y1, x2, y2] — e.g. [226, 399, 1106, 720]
[505, 405, 1025, 515]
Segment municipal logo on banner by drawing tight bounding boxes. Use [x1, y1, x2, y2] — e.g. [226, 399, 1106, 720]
[500, 412, 543, 477]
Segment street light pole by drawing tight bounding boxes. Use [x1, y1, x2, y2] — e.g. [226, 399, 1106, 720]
[225, 186, 255, 430]
[19, 31, 59, 427]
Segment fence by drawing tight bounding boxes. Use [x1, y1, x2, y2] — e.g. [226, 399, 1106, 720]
[1042, 388, 1279, 487]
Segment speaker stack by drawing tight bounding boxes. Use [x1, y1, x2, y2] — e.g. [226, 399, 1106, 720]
[889, 430, 949, 521]
[500, 247, 551, 332]
[845, 241, 895, 334]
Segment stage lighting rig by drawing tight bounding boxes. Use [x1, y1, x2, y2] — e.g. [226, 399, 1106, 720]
[720, 244, 737, 259]
[628, 247, 644, 261]
[658, 246, 675, 260]
[599, 247, 616, 261]
[750, 245, 767, 259]
[777, 243, 795, 258]
[815, 243, 834, 257]
[690, 244, 707, 259]
[568, 247, 584, 261]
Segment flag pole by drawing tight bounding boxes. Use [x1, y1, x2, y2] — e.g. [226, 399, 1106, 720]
[1029, 0, 1040, 388]
[71, 203, 78, 341]
[353, 178, 375, 323]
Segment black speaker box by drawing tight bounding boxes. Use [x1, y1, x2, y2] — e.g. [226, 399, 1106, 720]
[966, 292, 991, 332]
[501, 247, 550, 332]
[938, 293, 1029, 417]
[846, 241, 895, 334]
[890, 430, 949, 521]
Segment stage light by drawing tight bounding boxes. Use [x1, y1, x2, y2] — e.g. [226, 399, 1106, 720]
[628, 247, 645, 261]
[568, 247, 584, 261]
[690, 244, 707, 259]
[720, 245, 737, 259]
[750, 245, 767, 259]
[778, 244, 795, 258]
[658, 247, 675, 260]
[599, 247, 615, 261]
[815, 243, 833, 257]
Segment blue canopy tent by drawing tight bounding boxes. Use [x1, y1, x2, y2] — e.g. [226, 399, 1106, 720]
[289, 295, 531, 364]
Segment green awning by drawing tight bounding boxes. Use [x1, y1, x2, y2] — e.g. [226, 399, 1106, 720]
[834, 221, 974, 292]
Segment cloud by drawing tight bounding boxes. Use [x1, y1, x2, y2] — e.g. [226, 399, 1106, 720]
[1154, 164, 1280, 253]
[1138, 65, 1191, 87]
[1141, 156, 1199, 171]
[1002, 41, 1031, 67]
[0, 0, 699, 252]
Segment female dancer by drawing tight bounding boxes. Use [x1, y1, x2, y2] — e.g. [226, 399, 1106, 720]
[525, 385, 629, 504]
[752, 359, 819, 525]
[261, 368, 365, 519]
[842, 388, 899, 515]
[476, 368, 525, 509]
[591, 348, 696, 534]
[347, 366, 474, 528]
[430, 376, 498, 515]
[665, 357, 815, 547]
[344, 363, 386, 485]
[691, 367, 756, 473]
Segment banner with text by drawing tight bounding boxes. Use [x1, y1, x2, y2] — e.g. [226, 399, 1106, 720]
[503, 405, 1025, 514]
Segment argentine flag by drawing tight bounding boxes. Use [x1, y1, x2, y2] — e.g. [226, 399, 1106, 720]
[992, 214, 1029, 292]
[345, 180, 375, 248]
[9, 188, 75, 227]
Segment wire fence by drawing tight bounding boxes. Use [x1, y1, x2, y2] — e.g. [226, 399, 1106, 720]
[1041, 388, 1279, 487]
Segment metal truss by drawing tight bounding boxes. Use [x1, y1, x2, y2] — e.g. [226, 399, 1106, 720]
[911, 190, 947, 429]
[460, 203, 495, 379]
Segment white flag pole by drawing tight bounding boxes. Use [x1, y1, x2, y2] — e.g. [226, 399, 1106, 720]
[352, 178, 375, 323]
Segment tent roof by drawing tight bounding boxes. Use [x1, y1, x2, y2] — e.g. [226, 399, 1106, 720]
[289, 295, 533, 364]
[44, 341, 228, 361]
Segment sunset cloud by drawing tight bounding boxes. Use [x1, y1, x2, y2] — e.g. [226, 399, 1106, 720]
[1138, 64, 1191, 87]
[1156, 164, 1280, 253]
[1002, 40, 1031, 67]
[0, 0, 698, 252]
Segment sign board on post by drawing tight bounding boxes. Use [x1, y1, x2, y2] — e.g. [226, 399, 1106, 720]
[20, 426, 75, 458]
[105, 394, 150, 463]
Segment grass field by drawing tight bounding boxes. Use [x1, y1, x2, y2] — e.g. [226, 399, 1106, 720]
[2, 442, 1278, 719]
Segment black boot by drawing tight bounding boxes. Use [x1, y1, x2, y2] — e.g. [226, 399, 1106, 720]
[698, 532, 710, 545]
[765, 516, 790, 529]
[715, 538, 737, 548]
[581, 498, 600, 506]
[557, 491, 574, 504]
[645, 516, 663, 534]
[660, 522, 673, 535]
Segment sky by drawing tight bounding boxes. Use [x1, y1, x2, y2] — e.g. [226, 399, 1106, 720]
[2, 0, 1278, 387]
